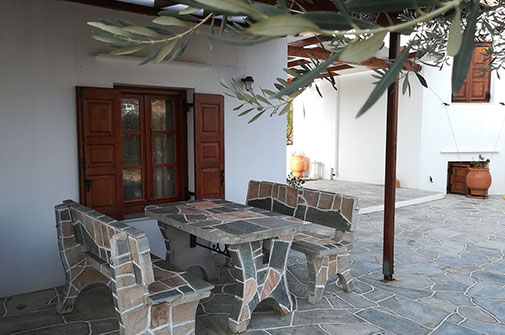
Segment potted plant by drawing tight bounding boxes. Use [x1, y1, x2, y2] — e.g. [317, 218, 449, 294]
[287, 172, 305, 188]
[466, 154, 492, 198]
[290, 150, 308, 178]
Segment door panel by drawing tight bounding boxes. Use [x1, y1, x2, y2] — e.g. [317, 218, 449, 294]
[448, 163, 469, 195]
[78, 87, 123, 220]
[195, 94, 225, 200]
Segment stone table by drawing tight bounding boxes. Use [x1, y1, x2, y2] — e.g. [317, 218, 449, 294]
[145, 199, 304, 333]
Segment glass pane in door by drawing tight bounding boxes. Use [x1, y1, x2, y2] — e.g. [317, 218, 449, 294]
[121, 99, 140, 130]
[122, 134, 141, 166]
[152, 99, 174, 131]
[123, 169, 142, 200]
[152, 134, 175, 164]
[154, 167, 175, 198]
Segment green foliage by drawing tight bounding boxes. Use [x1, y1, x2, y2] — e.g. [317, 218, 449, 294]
[286, 172, 305, 188]
[87, 0, 505, 121]
[471, 154, 491, 168]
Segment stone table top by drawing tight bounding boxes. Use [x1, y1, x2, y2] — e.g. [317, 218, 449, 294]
[145, 199, 304, 244]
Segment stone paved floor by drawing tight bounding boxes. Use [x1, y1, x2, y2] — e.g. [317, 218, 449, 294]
[1, 195, 504, 334]
[305, 180, 443, 211]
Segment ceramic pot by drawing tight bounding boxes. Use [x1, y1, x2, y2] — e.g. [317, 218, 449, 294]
[466, 167, 492, 197]
[290, 155, 308, 177]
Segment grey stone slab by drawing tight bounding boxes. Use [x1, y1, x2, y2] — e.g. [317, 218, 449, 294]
[461, 253, 489, 263]
[467, 282, 505, 300]
[352, 280, 373, 294]
[458, 305, 497, 323]
[473, 297, 505, 323]
[357, 308, 430, 335]
[195, 314, 230, 334]
[15, 322, 90, 335]
[333, 292, 377, 308]
[248, 312, 291, 329]
[379, 296, 449, 328]
[360, 278, 431, 300]
[293, 309, 361, 325]
[484, 259, 505, 273]
[364, 288, 394, 302]
[268, 325, 328, 335]
[471, 271, 505, 286]
[321, 323, 383, 335]
[325, 296, 354, 309]
[89, 319, 118, 334]
[433, 282, 468, 292]
[462, 320, 505, 335]
[447, 314, 464, 324]
[433, 292, 473, 307]
[0, 310, 64, 335]
[431, 322, 480, 335]
[4, 288, 57, 316]
[201, 294, 235, 314]
[64, 288, 116, 322]
[217, 220, 268, 235]
[295, 297, 332, 311]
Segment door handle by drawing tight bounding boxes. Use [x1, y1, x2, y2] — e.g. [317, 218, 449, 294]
[85, 179, 91, 192]
[220, 170, 225, 185]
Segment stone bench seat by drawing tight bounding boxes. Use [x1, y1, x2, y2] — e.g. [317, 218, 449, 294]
[246, 180, 356, 304]
[55, 200, 213, 335]
[148, 257, 214, 305]
[292, 224, 350, 257]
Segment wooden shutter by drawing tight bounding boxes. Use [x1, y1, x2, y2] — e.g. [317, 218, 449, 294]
[452, 43, 491, 103]
[469, 44, 491, 101]
[77, 87, 124, 220]
[194, 93, 225, 200]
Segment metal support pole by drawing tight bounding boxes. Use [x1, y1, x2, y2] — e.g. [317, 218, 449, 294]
[383, 32, 401, 281]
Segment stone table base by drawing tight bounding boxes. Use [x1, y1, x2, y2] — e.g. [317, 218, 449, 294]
[228, 234, 294, 333]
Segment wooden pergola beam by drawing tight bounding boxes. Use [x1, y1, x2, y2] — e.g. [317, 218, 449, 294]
[288, 46, 421, 72]
[289, 35, 333, 48]
[287, 59, 309, 68]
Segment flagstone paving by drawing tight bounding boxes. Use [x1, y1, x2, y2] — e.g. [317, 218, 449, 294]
[1, 195, 504, 334]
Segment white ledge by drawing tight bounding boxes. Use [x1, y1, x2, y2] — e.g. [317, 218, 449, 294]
[440, 149, 499, 154]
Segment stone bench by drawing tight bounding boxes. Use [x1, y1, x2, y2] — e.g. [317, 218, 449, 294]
[246, 181, 356, 304]
[55, 200, 213, 335]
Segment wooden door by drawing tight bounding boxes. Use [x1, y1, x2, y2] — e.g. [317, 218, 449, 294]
[447, 163, 470, 195]
[77, 87, 124, 219]
[194, 93, 225, 200]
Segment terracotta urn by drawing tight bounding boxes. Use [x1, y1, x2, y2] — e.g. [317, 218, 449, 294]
[290, 155, 308, 177]
[466, 167, 492, 197]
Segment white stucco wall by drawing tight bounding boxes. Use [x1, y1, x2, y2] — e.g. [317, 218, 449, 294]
[0, 0, 287, 296]
[292, 70, 424, 188]
[290, 79, 339, 179]
[418, 66, 505, 194]
[291, 62, 505, 195]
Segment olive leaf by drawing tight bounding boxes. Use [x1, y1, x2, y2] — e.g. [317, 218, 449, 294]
[179, 6, 200, 15]
[447, 8, 462, 57]
[153, 16, 187, 27]
[339, 32, 387, 63]
[124, 26, 162, 37]
[452, 0, 480, 94]
[154, 39, 179, 63]
[356, 44, 412, 118]
[192, 0, 264, 19]
[248, 15, 321, 37]
[88, 22, 131, 37]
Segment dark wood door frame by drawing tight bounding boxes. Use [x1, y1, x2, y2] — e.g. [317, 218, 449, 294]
[447, 161, 471, 195]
